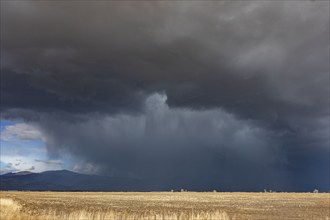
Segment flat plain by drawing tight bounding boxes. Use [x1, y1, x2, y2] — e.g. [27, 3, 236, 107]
[0, 191, 329, 220]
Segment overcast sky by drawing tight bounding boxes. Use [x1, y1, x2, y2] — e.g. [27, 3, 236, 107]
[0, 1, 329, 191]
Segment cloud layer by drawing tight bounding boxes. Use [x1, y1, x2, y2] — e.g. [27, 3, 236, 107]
[1, 1, 329, 191]
[35, 93, 286, 190]
[0, 123, 44, 141]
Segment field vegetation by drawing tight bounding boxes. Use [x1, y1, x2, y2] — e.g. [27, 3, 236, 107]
[0, 191, 329, 220]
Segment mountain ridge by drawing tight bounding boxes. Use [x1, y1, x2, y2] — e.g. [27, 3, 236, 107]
[1, 170, 325, 192]
[0, 169, 148, 191]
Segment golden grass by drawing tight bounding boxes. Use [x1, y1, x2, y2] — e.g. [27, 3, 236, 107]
[0, 191, 329, 220]
[0, 199, 229, 220]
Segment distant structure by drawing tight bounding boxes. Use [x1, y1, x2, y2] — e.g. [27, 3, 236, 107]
[313, 189, 319, 193]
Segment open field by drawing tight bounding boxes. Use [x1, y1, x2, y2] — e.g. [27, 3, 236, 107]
[0, 191, 329, 220]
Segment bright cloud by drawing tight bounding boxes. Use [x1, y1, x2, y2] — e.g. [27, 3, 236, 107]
[0, 155, 63, 174]
[1, 123, 44, 141]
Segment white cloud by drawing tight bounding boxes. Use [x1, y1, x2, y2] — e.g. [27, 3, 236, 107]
[0, 123, 44, 141]
[0, 162, 19, 174]
[0, 155, 63, 174]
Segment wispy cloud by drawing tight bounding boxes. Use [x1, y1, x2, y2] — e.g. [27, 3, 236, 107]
[0, 162, 19, 174]
[0, 123, 44, 141]
[0, 156, 64, 174]
[35, 159, 63, 165]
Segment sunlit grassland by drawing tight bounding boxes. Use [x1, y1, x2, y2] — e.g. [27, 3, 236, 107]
[1, 191, 329, 220]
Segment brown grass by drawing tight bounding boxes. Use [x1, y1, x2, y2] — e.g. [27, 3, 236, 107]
[0, 191, 329, 220]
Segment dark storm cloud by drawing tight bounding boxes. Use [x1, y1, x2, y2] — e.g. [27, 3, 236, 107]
[2, 2, 328, 118]
[37, 94, 290, 191]
[1, 1, 329, 190]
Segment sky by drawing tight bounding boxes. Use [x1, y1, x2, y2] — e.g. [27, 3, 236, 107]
[0, 1, 329, 191]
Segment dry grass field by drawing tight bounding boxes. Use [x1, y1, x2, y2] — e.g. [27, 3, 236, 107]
[0, 191, 329, 220]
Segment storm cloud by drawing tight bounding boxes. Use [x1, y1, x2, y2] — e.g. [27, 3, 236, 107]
[1, 1, 329, 191]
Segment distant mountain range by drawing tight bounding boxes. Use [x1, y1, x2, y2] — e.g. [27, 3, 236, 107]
[1, 170, 327, 192]
[0, 170, 150, 191]
[1, 170, 214, 192]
